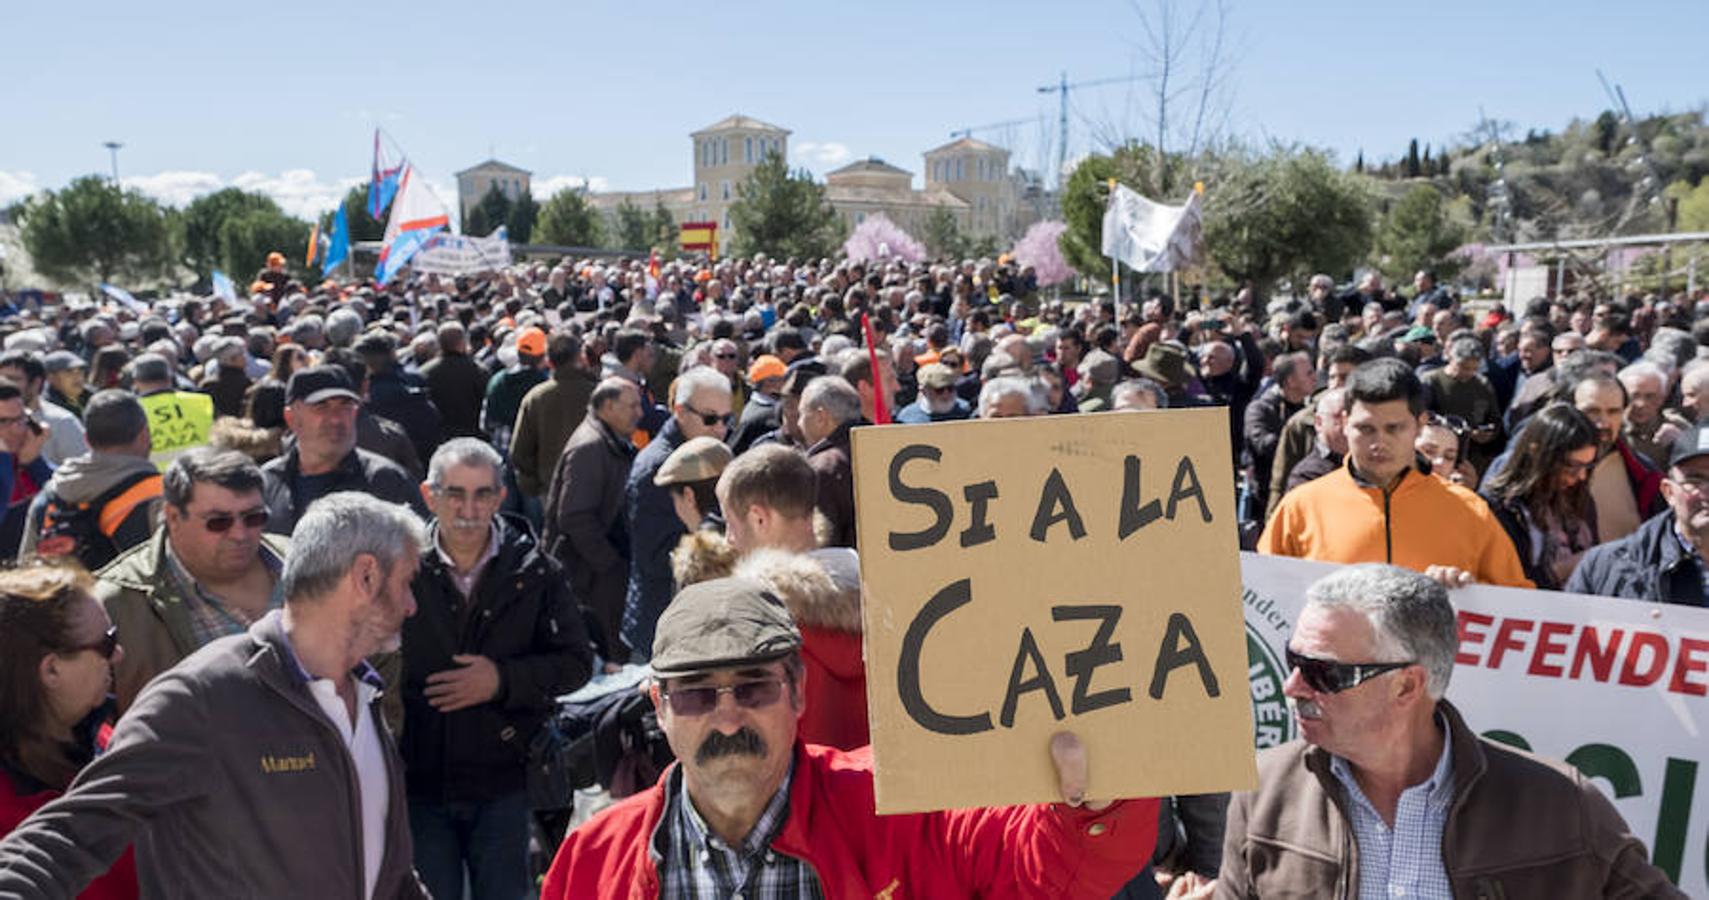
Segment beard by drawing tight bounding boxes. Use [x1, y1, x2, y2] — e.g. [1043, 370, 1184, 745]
[922, 392, 956, 415]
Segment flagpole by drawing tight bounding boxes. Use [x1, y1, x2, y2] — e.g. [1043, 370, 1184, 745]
[1107, 178, 1120, 309]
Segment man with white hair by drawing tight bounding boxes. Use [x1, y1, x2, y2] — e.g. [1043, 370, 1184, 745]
[1677, 360, 1709, 427]
[1619, 360, 1683, 465]
[978, 375, 1045, 419]
[1215, 563, 1677, 898]
[798, 376, 864, 548]
[622, 366, 732, 662]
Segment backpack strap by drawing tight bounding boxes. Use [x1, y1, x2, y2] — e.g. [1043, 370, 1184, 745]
[97, 473, 163, 538]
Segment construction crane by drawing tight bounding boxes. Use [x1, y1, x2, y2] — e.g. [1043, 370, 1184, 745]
[949, 116, 1041, 141]
[1037, 71, 1149, 189]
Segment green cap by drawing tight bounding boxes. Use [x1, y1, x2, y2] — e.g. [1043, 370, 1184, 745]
[1401, 325, 1438, 344]
[651, 577, 802, 677]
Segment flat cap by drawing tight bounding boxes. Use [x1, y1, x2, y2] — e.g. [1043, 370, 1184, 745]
[651, 576, 802, 677]
[654, 435, 734, 487]
[917, 362, 957, 390]
[287, 365, 360, 405]
[43, 350, 86, 374]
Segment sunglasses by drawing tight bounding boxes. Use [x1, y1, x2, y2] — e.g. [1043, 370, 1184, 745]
[714, 353, 739, 360]
[683, 404, 731, 428]
[65, 625, 119, 660]
[660, 678, 786, 716]
[1286, 649, 1413, 694]
[201, 509, 270, 533]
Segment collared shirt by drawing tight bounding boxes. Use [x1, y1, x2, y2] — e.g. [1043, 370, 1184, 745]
[433, 521, 500, 601]
[280, 631, 390, 900]
[166, 540, 286, 649]
[1330, 722, 1455, 900]
[653, 762, 823, 900]
[1672, 525, 1709, 598]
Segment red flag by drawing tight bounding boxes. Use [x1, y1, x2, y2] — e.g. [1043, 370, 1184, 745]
[860, 312, 890, 424]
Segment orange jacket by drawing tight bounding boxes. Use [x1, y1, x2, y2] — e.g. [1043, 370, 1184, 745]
[1259, 462, 1534, 588]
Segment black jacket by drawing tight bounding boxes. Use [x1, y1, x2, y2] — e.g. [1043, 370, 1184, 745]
[402, 514, 593, 803]
[1565, 510, 1708, 606]
[260, 444, 428, 535]
[368, 369, 444, 463]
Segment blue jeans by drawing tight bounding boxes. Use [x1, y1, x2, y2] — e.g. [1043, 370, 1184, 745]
[407, 790, 531, 900]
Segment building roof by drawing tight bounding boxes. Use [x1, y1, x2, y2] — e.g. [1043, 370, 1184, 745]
[455, 158, 532, 177]
[826, 157, 913, 179]
[692, 114, 790, 137]
[825, 184, 969, 209]
[585, 188, 695, 209]
[922, 136, 1006, 157]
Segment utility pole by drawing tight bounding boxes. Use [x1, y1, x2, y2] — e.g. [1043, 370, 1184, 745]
[102, 141, 123, 184]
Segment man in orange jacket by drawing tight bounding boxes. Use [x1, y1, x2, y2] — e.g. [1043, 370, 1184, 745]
[1260, 358, 1532, 589]
[541, 577, 1159, 898]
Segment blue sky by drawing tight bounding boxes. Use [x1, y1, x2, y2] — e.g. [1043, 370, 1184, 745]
[3, 0, 1703, 222]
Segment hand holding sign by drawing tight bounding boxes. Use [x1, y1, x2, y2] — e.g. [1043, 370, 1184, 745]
[853, 409, 1257, 814]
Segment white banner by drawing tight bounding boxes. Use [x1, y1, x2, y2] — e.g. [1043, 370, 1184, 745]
[409, 228, 511, 276]
[1242, 552, 1709, 895]
[1100, 184, 1203, 273]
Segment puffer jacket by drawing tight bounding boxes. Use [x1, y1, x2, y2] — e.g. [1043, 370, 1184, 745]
[1565, 510, 1707, 606]
[1216, 701, 1681, 898]
[402, 514, 593, 804]
[542, 742, 1159, 899]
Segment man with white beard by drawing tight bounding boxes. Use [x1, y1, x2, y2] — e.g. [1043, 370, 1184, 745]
[893, 363, 971, 424]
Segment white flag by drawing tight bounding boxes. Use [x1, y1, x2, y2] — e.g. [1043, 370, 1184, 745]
[1100, 184, 1203, 273]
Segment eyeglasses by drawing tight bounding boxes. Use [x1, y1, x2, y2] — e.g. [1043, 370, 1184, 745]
[682, 404, 731, 428]
[660, 678, 786, 716]
[714, 353, 739, 361]
[1286, 649, 1413, 694]
[64, 626, 119, 660]
[201, 509, 270, 532]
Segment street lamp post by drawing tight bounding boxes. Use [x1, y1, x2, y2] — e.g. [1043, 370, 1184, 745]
[102, 141, 123, 184]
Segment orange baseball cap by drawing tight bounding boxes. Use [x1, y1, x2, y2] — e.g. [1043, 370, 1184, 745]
[515, 327, 547, 356]
[266, 252, 286, 266]
[747, 354, 787, 384]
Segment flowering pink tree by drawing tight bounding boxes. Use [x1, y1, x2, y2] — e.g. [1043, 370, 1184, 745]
[843, 213, 926, 264]
[1009, 220, 1074, 286]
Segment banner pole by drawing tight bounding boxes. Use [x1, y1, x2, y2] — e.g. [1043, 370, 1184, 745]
[1107, 178, 1121, 308]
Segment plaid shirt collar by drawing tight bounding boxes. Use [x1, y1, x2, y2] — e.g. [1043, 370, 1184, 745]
[652, 757, 822, 899]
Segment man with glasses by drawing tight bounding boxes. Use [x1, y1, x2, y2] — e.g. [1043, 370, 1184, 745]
[1215, 563, 1676, 898]
[623, 367, 732, 662]
[96, 447, 287, 712]
[541, 576, 1162, 898]
[260, 366, 427, 535]
[1569, 423, 1709, 606]
[895, 362, 971, 424]
[403, 438, 592, 900]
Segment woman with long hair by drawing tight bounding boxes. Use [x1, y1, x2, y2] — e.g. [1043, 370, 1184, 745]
[1481, 403, 1601, 590]
[0, 564, 136, 899]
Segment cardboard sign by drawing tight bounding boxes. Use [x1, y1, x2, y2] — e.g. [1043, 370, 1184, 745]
[851, 408, 1257, 814]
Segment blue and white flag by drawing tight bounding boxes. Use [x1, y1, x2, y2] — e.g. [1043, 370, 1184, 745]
[211, 270, 238, 303]
[98, 283, 145, 312]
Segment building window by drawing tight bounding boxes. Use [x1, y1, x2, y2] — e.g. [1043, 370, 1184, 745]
[722, 210, 730, 229]
[856, 212, 866, 225]
[699, 183, 708, 202]
[720, 138, 728, 165]
[721, 181, 731, 201]
[745, 137, 753, 163]
[955, 158, 963, 180]
[978, 196, 988, 212]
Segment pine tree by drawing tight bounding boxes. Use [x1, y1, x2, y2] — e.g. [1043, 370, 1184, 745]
[506, 190, 538, 243]
[535, 188, 605, 247]
[727, 151, 844, 259]
[1405, 139, 1422, 178]
[1354, 150, 1365, 174]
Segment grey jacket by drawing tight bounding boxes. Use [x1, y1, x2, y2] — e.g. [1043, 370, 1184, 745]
[0, 611, 426, 899]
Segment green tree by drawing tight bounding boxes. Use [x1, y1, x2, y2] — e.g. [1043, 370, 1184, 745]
[1374, 184, 1468, 282]
[614, 200, 650, 251]
[506, 190, 538, 243]
[1201, 146, 1374, 289]
[923, 207, 967, 259]
[649, 201, 678, 255]
[727, 151, 844, 259]
[18, 175, 174, 284]
[1058, 143, 1200, 281]
[339, 185, 387, 243]
[535, 188, 605, 247]
[1667, 177, 1709, 231]
[1405, 139, 1422, 178]
[179, 188, 280, 278]
[217, 206, 311, 280]
[465, 184, 512, 237]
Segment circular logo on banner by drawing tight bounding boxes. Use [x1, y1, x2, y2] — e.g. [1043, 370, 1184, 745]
[1246, 624, 1296, 748]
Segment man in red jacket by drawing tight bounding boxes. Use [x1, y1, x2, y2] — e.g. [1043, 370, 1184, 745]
[541, 576, 1159, 898]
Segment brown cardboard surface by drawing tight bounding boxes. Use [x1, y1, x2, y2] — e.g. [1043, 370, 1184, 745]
[851, 408, 1256, 814]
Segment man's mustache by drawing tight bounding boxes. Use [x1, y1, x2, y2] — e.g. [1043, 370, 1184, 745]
[697, 727, 766, 764]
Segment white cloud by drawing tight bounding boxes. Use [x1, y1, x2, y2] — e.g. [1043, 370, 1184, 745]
[535, 174, 610, 196]
[0, 171, 39, 207]
[121, 171, 225, 208]
[792, 141, 852, 169]
[229, 169, 364, 220]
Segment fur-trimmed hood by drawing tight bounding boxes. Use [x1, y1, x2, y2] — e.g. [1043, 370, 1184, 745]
[735, 548, 863, 634]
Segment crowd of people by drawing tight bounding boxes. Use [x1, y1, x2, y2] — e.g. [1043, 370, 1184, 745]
[0, 248, 1700, 897]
